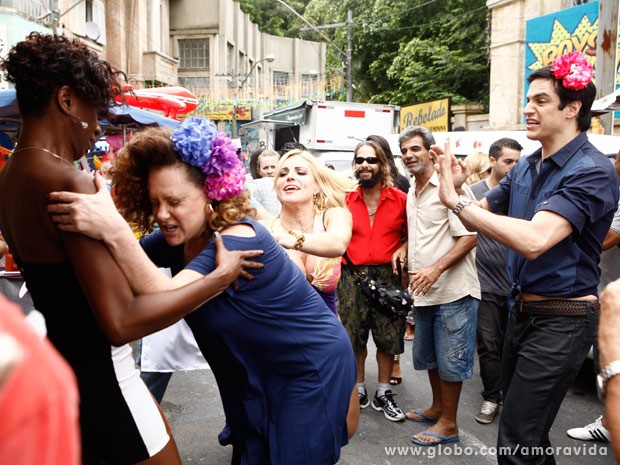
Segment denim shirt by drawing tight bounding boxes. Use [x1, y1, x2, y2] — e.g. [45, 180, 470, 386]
[486, 132, 619, 298]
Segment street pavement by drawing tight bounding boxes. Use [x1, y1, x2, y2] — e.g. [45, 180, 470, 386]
[162, 338, 615, 465]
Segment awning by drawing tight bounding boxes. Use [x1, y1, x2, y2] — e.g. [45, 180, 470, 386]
[592, 89, 620, 116]
[240, 118, 298, 129]
[263, 100, 310, 125]
[0, 89, 179, 128]
[106, 104, 179, 128]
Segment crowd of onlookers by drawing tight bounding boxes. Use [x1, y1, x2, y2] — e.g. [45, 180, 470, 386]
[2, 35, 620, 465]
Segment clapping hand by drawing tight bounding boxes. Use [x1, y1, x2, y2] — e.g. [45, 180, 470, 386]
[429, 139, 467, 210]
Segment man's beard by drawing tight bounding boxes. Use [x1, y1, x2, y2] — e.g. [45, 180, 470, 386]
[358, 171, 381, 188]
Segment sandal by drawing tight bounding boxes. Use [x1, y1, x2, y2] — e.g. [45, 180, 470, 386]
[405, 408, 438, 423]
[389, 376, 402, 385]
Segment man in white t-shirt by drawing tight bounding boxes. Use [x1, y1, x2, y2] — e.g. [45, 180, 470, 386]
[247, 150, 281, 216]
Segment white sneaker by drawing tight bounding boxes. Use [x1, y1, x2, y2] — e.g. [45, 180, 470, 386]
[475, 400, 499, 424]
[566, 416, 610, 442]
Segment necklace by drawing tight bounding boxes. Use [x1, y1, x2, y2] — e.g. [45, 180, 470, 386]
[11, 146, 75, 168]
[279, 216, 315, 233]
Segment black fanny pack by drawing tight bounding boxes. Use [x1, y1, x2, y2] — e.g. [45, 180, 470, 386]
[343, 253, 412, 320]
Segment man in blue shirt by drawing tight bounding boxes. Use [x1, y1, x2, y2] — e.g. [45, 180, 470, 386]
[432, 53, 619, 463]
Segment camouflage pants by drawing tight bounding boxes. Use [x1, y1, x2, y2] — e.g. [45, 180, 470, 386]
[338, 265, 406, 355]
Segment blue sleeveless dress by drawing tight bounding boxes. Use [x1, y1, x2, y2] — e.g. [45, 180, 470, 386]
[148, 218, 356, 465]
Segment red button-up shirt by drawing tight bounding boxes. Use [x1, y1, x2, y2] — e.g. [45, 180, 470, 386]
[345, 186, 408, 265]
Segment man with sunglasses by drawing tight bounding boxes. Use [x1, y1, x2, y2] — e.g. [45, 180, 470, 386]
[338, 139, 408, 422]
[392, 125, 480, 447]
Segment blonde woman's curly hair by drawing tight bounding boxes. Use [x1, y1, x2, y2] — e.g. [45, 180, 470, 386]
[110, 126, 254, 236]
[277, 150, 358, 213]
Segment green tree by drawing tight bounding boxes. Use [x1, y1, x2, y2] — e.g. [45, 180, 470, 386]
[236, 0, 309, 36]
[237, 0, 490, 108]
[304, 0, 489, 107]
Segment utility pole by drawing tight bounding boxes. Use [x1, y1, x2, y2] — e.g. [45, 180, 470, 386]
[595, 0, 618, 135]
[299, 9, 354, 102]
[346, 10, 353, 102]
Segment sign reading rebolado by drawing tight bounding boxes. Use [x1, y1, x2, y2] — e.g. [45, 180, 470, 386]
[400, 98, 451, 132]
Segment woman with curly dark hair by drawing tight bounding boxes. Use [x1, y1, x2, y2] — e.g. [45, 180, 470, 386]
[48, 116, 358, 465]
[0, 33, 261, 465]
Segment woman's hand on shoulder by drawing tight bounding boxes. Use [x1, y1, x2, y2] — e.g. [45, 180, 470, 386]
[212, 231, 264, 288]
[47, 171, 124, 240]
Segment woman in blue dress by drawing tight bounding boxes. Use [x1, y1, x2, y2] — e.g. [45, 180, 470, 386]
[0, 33, 263, 465]
[49, 118, 358, 464]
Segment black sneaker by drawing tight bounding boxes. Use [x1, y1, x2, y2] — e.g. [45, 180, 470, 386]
[371, 390, 405, 421]
[359, 389, 370, 409]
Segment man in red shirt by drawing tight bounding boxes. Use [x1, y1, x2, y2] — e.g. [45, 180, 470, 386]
[338, 139, 408, 422]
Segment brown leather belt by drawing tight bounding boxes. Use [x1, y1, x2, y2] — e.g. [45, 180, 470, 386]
[515, 299, 599, 317]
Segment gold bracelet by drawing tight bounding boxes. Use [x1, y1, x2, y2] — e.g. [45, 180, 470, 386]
[288, 230, 305, 250]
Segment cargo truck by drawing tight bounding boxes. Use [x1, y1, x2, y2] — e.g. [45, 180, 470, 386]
[241, 100, 399, 168]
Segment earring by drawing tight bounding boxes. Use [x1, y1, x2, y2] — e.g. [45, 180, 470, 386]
[207, 204, 214, 213]
[69, 114, 89, 129]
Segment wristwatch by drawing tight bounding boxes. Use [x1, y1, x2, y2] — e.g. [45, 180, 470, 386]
[597, 360, 620, 399]
[451, 195, 472, 216]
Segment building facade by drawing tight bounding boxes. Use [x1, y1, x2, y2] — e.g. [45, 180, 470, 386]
[486, 0, 602, 130]
[0, 0, 327, 115]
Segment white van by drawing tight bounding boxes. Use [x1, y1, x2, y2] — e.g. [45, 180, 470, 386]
[385, 131, 620, 159]
[313, 151, 355, 176]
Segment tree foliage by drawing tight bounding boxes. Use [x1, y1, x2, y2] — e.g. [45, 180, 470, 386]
[236, 0, 308, 36]
[237, 0, 490, 108]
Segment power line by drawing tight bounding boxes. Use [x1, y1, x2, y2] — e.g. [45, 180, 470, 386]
[273, 0, 346, 57]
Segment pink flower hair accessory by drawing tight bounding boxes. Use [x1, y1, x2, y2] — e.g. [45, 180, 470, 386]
[171, 116, 246, 201]
[551, 52, 594, 91]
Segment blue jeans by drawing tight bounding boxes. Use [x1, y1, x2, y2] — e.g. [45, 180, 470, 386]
[412, 295, 479, 382]
[497, 309, 598, 465]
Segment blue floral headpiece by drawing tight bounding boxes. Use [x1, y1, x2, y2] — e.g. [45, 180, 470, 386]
[171, 116, 246, 201]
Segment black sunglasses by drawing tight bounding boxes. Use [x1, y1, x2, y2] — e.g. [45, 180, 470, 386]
[354, 156, 379, 165]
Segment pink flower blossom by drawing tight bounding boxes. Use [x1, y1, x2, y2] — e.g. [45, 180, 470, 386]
[551, 52, 593, 91]
[204, 158, 246, 201]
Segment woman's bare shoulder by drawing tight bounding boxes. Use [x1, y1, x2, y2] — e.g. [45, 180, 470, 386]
[324, 206, 351, 221]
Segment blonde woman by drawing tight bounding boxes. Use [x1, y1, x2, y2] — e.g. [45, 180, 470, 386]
[464, 151, 491, 185]
[263, 149, 357, 314]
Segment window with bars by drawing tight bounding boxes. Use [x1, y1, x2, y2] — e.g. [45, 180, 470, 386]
[301, 74, 318, 98]
[179, 39, 210, 69]
[273, 71, 289, 87]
